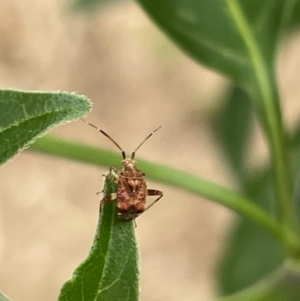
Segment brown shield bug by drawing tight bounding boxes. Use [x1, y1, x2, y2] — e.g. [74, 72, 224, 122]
[81, 119, 163, 221]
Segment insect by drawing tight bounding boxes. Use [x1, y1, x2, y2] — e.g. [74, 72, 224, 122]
[81, 119, 163, 221]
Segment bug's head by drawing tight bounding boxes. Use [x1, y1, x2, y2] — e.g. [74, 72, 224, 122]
[121, 158, 137, 168]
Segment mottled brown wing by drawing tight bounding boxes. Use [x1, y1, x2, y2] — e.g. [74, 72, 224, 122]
[117, 174, 147, 220]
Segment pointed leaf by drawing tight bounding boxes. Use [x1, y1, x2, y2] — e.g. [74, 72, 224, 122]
[136, 0, 295, 85]
[59, 175, 139, 301]
[217, 169, 285, 295]
[212, 85, 253, 180]
[216, 120, 300, 295]
[218, 219, 284, 295]
[0, 89, 91, 165]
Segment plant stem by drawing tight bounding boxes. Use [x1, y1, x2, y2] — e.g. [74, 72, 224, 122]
[226, 0, 296, 235]
[29, 135, 288, 245]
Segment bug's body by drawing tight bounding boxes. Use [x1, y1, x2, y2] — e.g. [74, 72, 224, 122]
[81, 119, 163, 221]
[101, 158, 163, 221]
[117, 159, 147, 220]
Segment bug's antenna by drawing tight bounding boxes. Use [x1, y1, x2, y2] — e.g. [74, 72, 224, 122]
[80, 119, 126, 159]
[131, 126, 162, 159]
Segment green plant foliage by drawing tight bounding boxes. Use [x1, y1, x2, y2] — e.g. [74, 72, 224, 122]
[218, 173, 285, 295]
[0, 90, 91, 165]
[129, 1, 300, 298]
[219, 220, 284, 295]
[215, 103, 300, 297]
[136, 0, 294, 86]
[212, 86, 285, 294]
[212, 85, 253, 181]
[290, 1, 300, 28]
[0, 292, 11, 301]
[58, 175, 139, 301]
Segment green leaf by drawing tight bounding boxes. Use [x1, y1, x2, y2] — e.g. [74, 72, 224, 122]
[0, 89, 91, 165]
[216, 120, 300, 296]
[212, 85, 253, 181]
[218, 219, 284, 296]
[290, 0, 300, 28]
[58, 175, 139, 301]
[217, 169, 285, 295]
[136, 0, 295, 85]
[0, 292, 11, 301]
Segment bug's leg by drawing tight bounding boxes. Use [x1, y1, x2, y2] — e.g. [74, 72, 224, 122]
[98, 191, 117, 214]
[99, 192, 117, 214]
[143, 189, 163, 213]
[97, 172, 109, 195]
[100, 192, 117, 205]
[98, 167, 119, 213]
